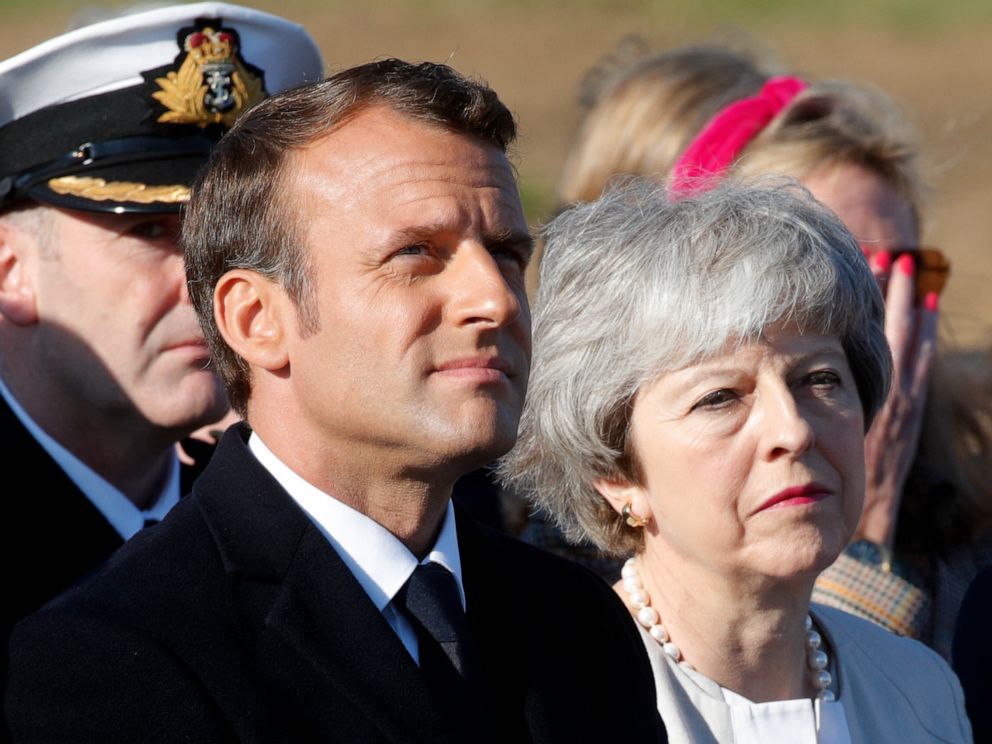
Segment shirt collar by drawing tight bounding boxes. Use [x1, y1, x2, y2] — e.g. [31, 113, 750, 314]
[0, 376, 181, 539]
[248, 431, 465, 611]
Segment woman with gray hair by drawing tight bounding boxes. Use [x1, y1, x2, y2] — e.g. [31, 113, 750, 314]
[502, 178, 970, 742]
[553, 44, 992, 655]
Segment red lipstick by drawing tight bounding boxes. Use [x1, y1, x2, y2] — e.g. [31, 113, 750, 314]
[757, 483, 831, 512]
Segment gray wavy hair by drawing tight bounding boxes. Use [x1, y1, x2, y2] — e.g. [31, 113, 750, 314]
[500, 177, 891, 555]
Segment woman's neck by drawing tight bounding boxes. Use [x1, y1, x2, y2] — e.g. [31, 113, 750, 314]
[626, 547, 818, 703]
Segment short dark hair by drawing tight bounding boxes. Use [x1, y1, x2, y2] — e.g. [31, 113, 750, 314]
[183, 59, 517, 415]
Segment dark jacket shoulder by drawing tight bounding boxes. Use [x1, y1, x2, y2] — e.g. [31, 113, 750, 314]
[7, 428, 665, 743]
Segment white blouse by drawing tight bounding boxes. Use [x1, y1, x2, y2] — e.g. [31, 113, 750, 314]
[718, 682, 851, 744]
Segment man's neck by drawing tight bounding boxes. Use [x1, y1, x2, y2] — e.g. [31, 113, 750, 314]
[250, 422, 458, 559]
[0, 373, 179, 510]
[293, 462, 453, 560]
[344, 479, 452, 560]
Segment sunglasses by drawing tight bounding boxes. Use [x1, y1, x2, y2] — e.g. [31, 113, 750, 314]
[860, 246, 951, 304]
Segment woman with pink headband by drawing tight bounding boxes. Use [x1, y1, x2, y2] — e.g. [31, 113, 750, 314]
[540, 42, 992, 659]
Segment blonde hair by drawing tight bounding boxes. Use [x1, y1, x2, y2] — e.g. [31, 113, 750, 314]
[558, 44, 926, 231]
[559, 43, 766, 205]
[738, 82, 925, 234]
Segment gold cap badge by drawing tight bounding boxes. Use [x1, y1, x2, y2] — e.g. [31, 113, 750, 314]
[152, 24, 266, 128]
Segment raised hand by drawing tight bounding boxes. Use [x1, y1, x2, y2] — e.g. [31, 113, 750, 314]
[859, 251, 939, 548]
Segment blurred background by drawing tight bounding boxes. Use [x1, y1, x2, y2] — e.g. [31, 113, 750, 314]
[2, 0, 990, 348]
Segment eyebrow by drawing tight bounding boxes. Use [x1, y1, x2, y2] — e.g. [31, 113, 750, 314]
[676, 343, 847, 387]
[389, 225, 535, 260]
[487, 229, 536, 262]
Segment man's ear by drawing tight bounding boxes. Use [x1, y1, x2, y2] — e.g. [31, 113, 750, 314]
[214, 270, 291, 372]
[0, 218, 38, 326]
[593, 475, 653, 524]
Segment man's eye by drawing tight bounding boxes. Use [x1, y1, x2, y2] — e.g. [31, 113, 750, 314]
[128, 220, 174, 240]
[691, 389, 737, 411]
[490, 246, 528, 270]
[394, 243, 431, 257]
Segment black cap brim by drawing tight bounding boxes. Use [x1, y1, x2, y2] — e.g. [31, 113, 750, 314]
[23, 151, 206, 214]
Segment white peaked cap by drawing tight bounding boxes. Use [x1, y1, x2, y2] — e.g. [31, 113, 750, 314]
[0, 2, 325, 128]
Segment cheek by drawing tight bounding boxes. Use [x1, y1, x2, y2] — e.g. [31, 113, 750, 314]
[77, 250, 184, 325]
[649, 480, 747, 564]
[37, 268, 110, 329]
[390, 291, 439, 330]
[644, 440, 749, 529]
[323, 288, 438, 366]
[117, 282, 185, 340]
[824, 421, 866, 523]
[134, 273, 183, 310]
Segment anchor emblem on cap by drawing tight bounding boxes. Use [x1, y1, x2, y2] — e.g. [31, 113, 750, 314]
[151, 22, 266, 128]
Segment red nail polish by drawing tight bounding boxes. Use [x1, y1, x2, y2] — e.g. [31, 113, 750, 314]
[874, 250, 892, 273]
[896, 253, 914, 275]
[924, 291, 939, 312]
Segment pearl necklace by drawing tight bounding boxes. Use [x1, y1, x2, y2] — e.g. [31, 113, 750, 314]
[621, 557, 835, 702]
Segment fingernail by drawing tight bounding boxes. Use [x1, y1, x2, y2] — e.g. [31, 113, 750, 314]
[924, 291, 939, 312]
[896, 253, 915, 275]
[874, 250, 892, 273]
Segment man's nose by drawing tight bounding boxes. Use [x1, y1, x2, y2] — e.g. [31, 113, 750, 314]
[446, 242, 523, 329]
[167, 250, 194, 305]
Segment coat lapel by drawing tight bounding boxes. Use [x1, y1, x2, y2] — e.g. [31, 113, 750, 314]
[455, 509, 563, 744]
[1, 394, 123, 622]
[0, 392, 123, 553]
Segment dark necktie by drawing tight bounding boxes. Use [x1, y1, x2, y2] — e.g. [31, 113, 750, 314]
[397, 563, 510, 742]
[142, 518, 160, 529]
[397, 562, 478, 681]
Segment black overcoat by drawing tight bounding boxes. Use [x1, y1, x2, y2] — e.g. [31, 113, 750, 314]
[6, 425, 665, 743]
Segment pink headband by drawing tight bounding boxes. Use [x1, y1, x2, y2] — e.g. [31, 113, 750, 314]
[670, 76, 808, 196]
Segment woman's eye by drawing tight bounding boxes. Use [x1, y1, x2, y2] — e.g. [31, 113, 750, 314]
[806, 369, 842, 389]
[691, 389, 738, 411]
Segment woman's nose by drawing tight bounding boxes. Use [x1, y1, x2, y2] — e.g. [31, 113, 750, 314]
[759, 383, 815, 460]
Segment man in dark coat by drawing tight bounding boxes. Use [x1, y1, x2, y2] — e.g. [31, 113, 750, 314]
[6, 59, 666, 742]
[0, 1, 323, 712]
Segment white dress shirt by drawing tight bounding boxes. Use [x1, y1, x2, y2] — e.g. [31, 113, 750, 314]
[0, 377, 180, 540]
[248, 432, 465, 665]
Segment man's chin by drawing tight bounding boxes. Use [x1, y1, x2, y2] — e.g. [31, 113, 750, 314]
[442, 422, 520, 473]
[142, 386, 231, 438]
